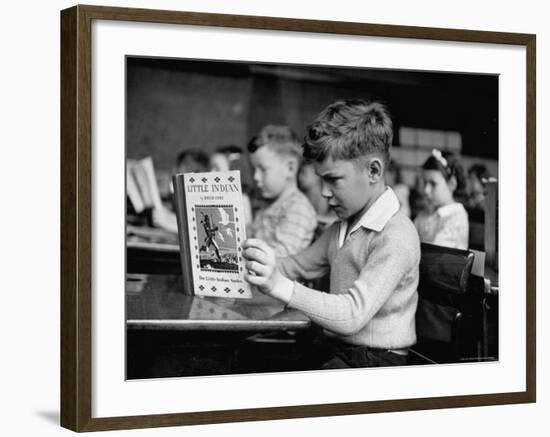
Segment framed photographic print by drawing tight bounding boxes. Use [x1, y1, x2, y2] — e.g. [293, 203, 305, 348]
[60, 4, 536, 432]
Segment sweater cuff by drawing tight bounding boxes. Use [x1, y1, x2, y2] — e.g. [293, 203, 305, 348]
[270, 275, 294, 304]
[287, 281, 314, 313]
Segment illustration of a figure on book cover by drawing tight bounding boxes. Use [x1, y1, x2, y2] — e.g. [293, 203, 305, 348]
[195, 205, 239, 272]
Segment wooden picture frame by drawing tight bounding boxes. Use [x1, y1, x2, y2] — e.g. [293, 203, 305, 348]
[60, 4, 536, 432]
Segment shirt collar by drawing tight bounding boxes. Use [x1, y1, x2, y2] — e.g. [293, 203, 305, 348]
[436, 202, 464, 218]
[338, 187, 400, 246]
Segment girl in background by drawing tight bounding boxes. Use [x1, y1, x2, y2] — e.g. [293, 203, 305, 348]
[414, 149, 469, 249]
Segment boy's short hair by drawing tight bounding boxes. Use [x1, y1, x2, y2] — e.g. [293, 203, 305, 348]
[176, 148, 209, 171]
[216, 144, 244, 156]
[303, 99, 393, 166]
[247, 125, 302, 163]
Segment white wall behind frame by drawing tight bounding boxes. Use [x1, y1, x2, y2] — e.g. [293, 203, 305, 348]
[0, 1, 546, 437]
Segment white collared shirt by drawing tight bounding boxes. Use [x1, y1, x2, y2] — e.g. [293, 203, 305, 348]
[337, 187, 400, 248]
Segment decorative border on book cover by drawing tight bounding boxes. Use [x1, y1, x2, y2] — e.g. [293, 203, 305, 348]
[184, 171, 252, 298]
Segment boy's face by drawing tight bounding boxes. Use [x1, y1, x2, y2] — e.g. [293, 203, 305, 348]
[250, 146, 295, 199]
[177, 156, 206, 174]
[314, 157, 374, 220]
[210, 153, 230, 172]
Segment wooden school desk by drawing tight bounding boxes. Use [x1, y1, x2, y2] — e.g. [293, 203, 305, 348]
[126, 225, 181, 274]
[126, 274, 311, 378]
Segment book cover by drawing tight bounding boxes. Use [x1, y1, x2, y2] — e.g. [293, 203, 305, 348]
[173, 170, 252, 299]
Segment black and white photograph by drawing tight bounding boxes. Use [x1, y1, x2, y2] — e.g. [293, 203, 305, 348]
[2, 0, 546, 434]
[125, 56, 499, 379]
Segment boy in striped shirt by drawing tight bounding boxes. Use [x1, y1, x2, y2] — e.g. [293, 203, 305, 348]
[248, 125, 317, 257]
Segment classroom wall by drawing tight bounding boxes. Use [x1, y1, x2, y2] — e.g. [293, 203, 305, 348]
[127, 61, 378, 170]
[126, 63, 252, 168]
[126, 59, 498, 176]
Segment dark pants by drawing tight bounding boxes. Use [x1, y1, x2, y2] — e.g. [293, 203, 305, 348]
[235, 329, 408, 374]
[310, 332, 408, 369]
[321, 343, 408, 369]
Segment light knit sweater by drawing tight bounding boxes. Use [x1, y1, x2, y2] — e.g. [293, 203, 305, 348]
[279, 189, 420, 349]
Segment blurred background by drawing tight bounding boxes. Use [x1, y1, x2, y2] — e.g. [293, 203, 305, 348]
[126, 56, 498, 193]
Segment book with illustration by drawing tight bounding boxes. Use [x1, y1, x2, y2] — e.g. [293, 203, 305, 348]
[172, 170, 252, 299]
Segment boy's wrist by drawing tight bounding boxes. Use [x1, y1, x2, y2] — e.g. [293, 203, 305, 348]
[269, 273, 294, 304]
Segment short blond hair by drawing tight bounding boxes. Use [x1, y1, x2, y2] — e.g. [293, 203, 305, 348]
[247, 125, 302, 163]
[303, 99, 393, 166]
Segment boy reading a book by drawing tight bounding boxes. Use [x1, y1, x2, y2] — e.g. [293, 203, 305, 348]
[247, 125, 317, 257]
[243, 100, 420, 368]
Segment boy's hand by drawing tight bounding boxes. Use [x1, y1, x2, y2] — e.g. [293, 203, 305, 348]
[242, 238, 288, 296]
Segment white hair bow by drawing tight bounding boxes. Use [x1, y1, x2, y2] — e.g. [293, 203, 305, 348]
[431, 149, 448, 168]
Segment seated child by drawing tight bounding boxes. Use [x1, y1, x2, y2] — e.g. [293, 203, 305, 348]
[243, 100, 420, 368]
[153, 148, 209, 233]
[414, 149, 469, 250]
[209, 144, 253, 229]
[466, 163, 492, 212]
[175, 148, 210, 175]
[247, 125, 317, 257]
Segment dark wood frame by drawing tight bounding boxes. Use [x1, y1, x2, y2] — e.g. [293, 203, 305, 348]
[61, 4, 536, 432]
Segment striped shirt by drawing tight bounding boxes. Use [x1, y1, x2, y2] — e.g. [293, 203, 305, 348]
[250, 186, 317, 257]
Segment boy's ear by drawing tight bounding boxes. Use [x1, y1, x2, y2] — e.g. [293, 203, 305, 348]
[368, 157, 384, 182]
[287, 156, 299, 176]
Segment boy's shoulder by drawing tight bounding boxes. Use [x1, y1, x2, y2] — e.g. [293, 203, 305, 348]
[259, 187, 317, 225]
[378, 210, 420, 250]
[281, 188, 317, 215]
